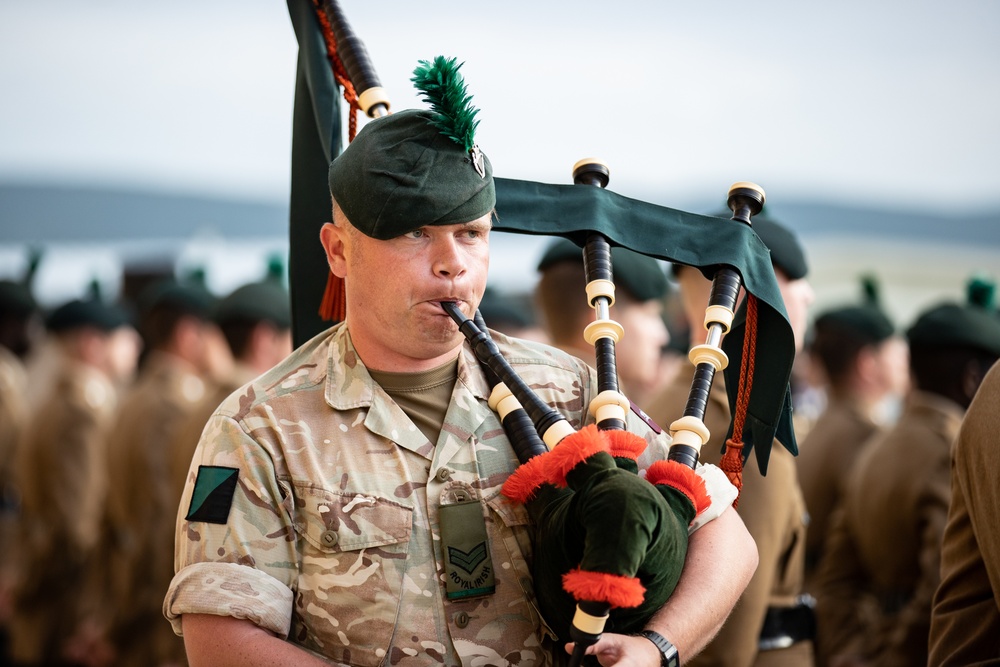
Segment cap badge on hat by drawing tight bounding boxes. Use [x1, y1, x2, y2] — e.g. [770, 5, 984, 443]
[470, 144, 486, 179]
[412, 56, 486, 179]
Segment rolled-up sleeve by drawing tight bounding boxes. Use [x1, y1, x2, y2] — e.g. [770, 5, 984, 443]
[164, 413, 297, 637]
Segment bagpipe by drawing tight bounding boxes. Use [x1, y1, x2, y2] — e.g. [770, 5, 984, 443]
[288, 0, 799, 661]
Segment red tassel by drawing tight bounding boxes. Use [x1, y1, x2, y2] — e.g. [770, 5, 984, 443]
[319, 272, 346, 323]
[720, 439, 744, 508]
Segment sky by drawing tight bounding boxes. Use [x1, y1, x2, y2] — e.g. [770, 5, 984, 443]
[1, 1, 999, 312]
[2, 0, 999, 216]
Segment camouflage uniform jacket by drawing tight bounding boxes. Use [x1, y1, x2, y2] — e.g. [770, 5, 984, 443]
[165, 324, 671, 666]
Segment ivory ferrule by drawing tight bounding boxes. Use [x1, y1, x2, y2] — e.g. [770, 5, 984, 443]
[704, 305, 734, 334]
[588, 390, 630, 423]
[585, 279, 616, 307]
[572, 604, 609, 635]
[688, 344, 729, 371]
[669, 415, 711, 446]
[488, 384, 522, 420]
[584, 319, 624, 345]
[358, 87, 391, 115]
[543, 420, 577, 450]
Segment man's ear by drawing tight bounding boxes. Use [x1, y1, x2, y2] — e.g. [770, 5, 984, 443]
[320, 222, 348, 278]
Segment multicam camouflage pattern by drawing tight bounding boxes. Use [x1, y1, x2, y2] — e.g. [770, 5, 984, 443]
[166, 324, 671, 666]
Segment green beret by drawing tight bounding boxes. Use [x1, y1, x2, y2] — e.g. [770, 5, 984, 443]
[537, 237, 669, 302]
[214, 281, 291, 330]
[47, 298, 131, 333]
[328, 109, 495, 239]
[814, 305, 894, 344]
[478, 287, 534, 329]
[814, 274, 894, 343]
[907, 302, 1000, 357]
[752, 216, 809, 281]
[703, 210, 808, 280]
[138, 279, 215, 319]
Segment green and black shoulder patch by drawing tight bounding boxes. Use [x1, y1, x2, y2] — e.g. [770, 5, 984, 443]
[186, 465, 239, 524]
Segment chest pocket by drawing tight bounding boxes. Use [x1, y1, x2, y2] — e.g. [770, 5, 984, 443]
[291, 484, 413, 666]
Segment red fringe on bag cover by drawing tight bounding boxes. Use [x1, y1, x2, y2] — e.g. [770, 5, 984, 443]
[500, 424, 607, 504]
[603, 429, 648, 462]
[646, 460, 711, 517]
[562, 568, 646, 609]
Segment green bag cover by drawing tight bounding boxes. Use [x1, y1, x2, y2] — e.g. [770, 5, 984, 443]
[527, 451, 694, 642]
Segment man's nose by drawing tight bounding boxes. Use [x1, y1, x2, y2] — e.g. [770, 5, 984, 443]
[432, 236, 466, 277]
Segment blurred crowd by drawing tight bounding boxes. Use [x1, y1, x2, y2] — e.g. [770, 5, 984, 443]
[0, 256, 293, 667]
[1, 211, 999, 666]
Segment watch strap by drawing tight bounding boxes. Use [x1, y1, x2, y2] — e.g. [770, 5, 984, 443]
[637, 629, 680, 667]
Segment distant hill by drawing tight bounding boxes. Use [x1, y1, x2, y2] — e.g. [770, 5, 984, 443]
[766, 201, 999, 246]
[2, 182, 998, 247]
[0, 183, 288, 244]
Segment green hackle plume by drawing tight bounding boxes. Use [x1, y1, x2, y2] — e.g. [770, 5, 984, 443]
[860, 273, 881, 307]
[411, 56, 480, 152]
[266, 253, 287, 286]
[966, 274, 996, 310]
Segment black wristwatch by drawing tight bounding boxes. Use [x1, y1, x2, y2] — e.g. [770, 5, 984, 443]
[637, 630, 680, 667]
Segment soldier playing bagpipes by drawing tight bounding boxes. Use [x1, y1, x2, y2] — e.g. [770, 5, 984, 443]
[164, 2, 807, 665]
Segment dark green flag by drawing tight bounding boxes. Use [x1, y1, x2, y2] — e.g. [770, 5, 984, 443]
[287, 0, 342, 349]
[493, 177, 797, 472]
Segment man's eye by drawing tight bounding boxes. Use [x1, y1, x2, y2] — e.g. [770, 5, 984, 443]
[407, 229, 425, 238]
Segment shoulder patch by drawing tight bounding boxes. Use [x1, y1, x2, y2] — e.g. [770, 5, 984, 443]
[186, 465, 239, 524]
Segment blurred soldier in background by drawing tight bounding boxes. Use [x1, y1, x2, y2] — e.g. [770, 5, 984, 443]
[0, 272, 41, 664]
[477, 285, 549, 344]
[929, 357, 1000, 663]
[9, 295, 140, 667]
[535, 237, 671, 408]
[796, 276, 909, 590]
[170, 271, 293, 522]
[646, 214, 817, 666]
[814, 278, 1000, 667]
[101, 279, 232, 667]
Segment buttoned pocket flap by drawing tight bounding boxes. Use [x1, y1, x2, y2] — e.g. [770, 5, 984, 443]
[293, 485, 412, 553]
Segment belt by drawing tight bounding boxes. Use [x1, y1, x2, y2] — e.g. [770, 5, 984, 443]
[759, 595, 816, 651]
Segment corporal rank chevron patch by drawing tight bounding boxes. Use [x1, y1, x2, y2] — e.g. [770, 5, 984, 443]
[448, 542, 488, 574]
[185, 465, 239, 524]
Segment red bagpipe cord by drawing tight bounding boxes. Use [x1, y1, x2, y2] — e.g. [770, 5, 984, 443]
[720, 294, 758, 507]
[312, 0, 357, 323]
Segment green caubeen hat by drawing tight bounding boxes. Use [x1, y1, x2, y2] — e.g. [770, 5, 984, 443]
[907, 275, 1000, 356]
[814, 274, 895, 345]
[327, 56, 495, 240]
[320, 56, 494, 321]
